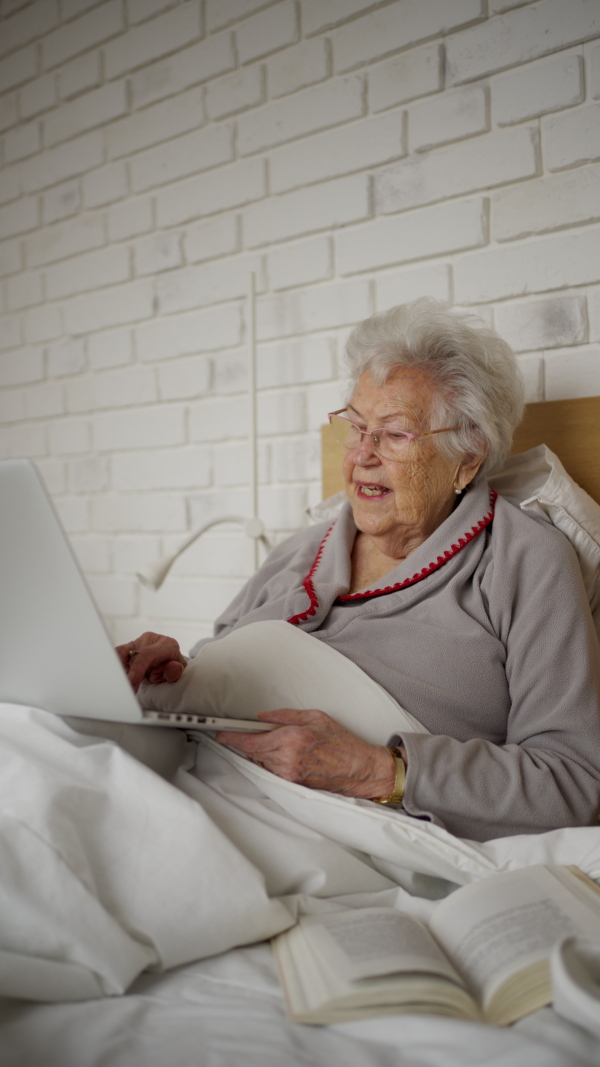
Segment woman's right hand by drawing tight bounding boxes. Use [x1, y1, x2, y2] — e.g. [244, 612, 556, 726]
[115, 632, 188, 693]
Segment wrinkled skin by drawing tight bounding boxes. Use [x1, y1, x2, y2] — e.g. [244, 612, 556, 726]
[117, 369, 484, 798]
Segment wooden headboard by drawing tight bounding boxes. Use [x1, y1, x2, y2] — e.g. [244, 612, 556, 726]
[321, 395, 600, 505]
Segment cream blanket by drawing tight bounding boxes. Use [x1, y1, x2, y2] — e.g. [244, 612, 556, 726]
[1, 622, 599, 1002]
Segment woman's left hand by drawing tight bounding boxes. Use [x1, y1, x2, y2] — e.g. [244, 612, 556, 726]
[215, 708, 397, 799]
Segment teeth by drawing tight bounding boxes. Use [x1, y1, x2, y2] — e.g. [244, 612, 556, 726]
[360, 485, 388, 496]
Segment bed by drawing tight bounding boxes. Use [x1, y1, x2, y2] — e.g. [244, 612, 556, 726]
[1, 397, 600, 1067]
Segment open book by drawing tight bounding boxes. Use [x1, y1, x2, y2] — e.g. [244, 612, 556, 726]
[272, 864, 600, 1026]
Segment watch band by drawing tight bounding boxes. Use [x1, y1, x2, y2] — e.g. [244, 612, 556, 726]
[372, 746, 406, 805]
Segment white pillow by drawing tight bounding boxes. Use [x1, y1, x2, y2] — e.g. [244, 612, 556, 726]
[307, 445, 600, 644]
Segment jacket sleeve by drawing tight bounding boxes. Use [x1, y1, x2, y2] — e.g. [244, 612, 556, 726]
[400, 525, 600, 840]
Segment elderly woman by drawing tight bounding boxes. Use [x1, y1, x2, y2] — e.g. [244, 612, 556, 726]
[119, 299, 600, 841]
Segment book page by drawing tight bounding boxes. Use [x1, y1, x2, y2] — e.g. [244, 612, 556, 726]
[430, 865, 600, 1003]
[301, 908, 463, 985]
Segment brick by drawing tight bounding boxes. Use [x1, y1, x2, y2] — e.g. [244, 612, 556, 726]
[333, 0, 485, 73]
[92, 494, 187, 532]
[89, 328, 133, 370]
[495, 295, 587, 353]
[23, 380, 63, 418]
[140, 572, 245, 623]
[268, 235, 332, 290]
[491, 0, 530, 11]
[0, 90, 18, 128]
[375, 263, 451, 311]
[6, 270, 43, 309]
[45, 245, 131, 300]
[47, 337, 86, 376]
[543, 102, 600, 171]
[206, 65, 264, 120]
[590, 42, 600, 99]
[4, 119, 40, 161]
[43, 1, 124, 70]
[35, 457, 66, 494]
[447, 0, 600, 85]
[43, 180, 82, 224]
[257, 278, 371, 340]
[55, 496, 90, 534]
[58, 51, 102, 99]
[137, 303, 242, 360]
[64, 376, 94, 414]
[303, 0, 388, 35]
[376, 126, 537, 214]
[183, 214, 239, 264]
[82, 162, 128, 208]
[22, 130, 104, 192]
[70, 534, 111, 572]
[0, 44, 37, 93]
[64, 279, 153, 334]
[111, 534, 161, 574]
[130, 33, 235, 109]
[1, 420, 46, 457]
[0, 0, 58, 56]
[236, 1, 298, 65]
[306, 380, 346, 432]
[257, 335, 336, 388]
[189, 395, 248, 442]
[0, 346, 43, 385]
[156, 354, 212, 399]
[107, 86, 204, 160]
[268, 37, 329, 98]
[589, 287, 600, 343]
[156, 158, 266, 227]
[129, 125, 234, 194]
[493, 163, 600, 241]
[134, 231, 182, 276]
[0, 165, 20, 205]
[238, 74, 364, 155]
[516, 355, 544, 404]
[0, 312, 21, 348]
[454, 226, 600, 303]
[108, 197, 153, 241]
[25, 213, 104, 267]
[206, 0, 274, 32]
[93, 404, 185, 451]
[409, 86, 487, 152]
[493, 53, 583, 126]
[545, 348, 600, 399]
[112, 445, 211, 490]
[67, 456, 109, 492]
[158, 531, 255, 581]
[0, 385, 24, 421]
[62, 0, 109, 18]
[369, 42, 442, 113]
[213, 439, 268, 487]
[45, 81, 127, 148]
[104, 1, 201, 79]
[244, 173, 370, 248]
[155, 254, 264, 315]
[269, 110, 405, 193]
[127, 0, 180, 23]
[338, 195, 487, 275]
[270, 434, 320, 483]
[19, 74, 56, 118]
[48, 417, 90, 454]
[0, 196, 38, 239]
[93, 366, 158, 410]
[23, 304, 62, 343]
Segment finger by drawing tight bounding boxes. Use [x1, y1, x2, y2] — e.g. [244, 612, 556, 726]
[256, 708, 328, 725]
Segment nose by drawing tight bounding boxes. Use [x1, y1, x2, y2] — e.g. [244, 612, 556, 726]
[351, 429, 380, 464]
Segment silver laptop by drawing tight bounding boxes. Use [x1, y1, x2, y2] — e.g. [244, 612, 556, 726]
[0, 459, 272, 732]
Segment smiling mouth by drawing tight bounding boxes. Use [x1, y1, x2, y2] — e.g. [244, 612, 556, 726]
[356, 483, 391, 498]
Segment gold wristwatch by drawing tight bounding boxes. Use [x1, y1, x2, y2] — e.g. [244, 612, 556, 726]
[372, 746, 406, 805]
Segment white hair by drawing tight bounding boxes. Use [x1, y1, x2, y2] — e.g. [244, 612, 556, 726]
[344, 298, 525, 477]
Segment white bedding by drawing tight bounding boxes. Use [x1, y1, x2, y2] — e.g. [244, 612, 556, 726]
[1, 621, 600, 1065]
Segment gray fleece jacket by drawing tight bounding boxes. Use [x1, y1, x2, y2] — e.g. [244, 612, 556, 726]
[201, 479, 600, 841]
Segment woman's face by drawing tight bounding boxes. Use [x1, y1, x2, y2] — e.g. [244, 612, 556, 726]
[342, 369, 481, 552]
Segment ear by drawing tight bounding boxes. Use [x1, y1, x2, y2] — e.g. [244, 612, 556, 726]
[456, 453, 486, 491]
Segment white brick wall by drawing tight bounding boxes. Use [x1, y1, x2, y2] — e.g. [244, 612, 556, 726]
[1, 0, 599, 644]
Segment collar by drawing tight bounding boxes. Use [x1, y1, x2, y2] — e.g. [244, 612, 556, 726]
[287, 482, 496, 626]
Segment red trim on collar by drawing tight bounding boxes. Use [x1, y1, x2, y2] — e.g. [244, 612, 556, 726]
[287, 490, 497, 624]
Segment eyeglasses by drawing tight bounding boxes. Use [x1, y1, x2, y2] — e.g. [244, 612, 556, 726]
[328, 409, 461, 461]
